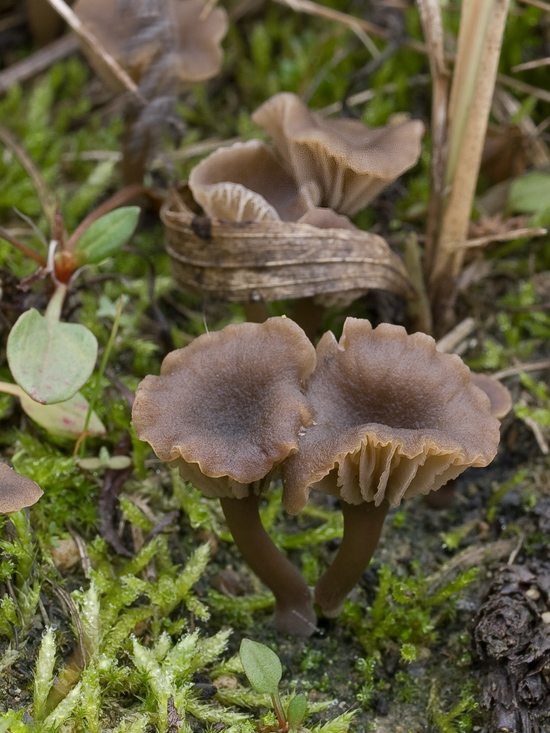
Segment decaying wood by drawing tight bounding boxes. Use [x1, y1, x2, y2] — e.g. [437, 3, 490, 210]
[473, 547, 550, 732]
[161, 187, 414, 303]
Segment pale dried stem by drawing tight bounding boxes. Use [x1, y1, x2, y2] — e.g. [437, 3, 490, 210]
[416, 0, 450, 278]
[452, 227, 548, 250]
[515, 0, 550, 9]
[430, 0, 511, 294]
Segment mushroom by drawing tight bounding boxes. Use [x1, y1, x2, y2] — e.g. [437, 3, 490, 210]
[132, 317, 318, 635]
[188, 140, 310, 222]
[0, 463, 43, 514]
[470, 372, 512, 420]
[424, 372, 511, 509]
[252, 92, 425, 216]
[73, 0, 228, 90]
[73, 0, 228, 186]
[282, 318, 501, 616]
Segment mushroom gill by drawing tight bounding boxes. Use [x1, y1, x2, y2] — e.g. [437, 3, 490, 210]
[252, 92, 425, 216]
[132, 317, 318, 635]
[188, 140, 310, 222]
[282, 317, 501, 615]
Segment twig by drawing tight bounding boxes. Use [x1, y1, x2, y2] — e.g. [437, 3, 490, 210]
[492, 360, 550, 379]
[451, 227, 548, 250]
[0, 35, 80, 97]
[436, 317, 476, 354]
[521, 416, 550, 454]
[515, 0, 550, 10]
[512, 56, 550, 72]
[427, 539, 517, 593]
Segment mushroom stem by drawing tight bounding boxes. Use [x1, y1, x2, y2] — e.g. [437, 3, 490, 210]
[220, 493, 317, 636]
[315, 499, 389, 617]
[291, 298, 325, 342]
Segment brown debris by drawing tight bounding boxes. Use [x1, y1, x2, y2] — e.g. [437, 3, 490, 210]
[473, 552, 550, 732]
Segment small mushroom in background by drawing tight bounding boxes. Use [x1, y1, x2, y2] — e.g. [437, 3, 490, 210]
[73, 0, 228, 89]
[282, 317, 502, 617]
[132, 317, 318, 636]
[0, 463, 43, 514]
[188, 140, 310, 223]
[73, 0, 228, 186]
[252, 92, 425, 216]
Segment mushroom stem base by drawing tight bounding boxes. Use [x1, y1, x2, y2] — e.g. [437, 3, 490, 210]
[220, 493, 317, 636]
[315, 499, 389, 617]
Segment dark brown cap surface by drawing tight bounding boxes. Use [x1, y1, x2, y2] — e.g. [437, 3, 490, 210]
[252, 93, 424, 216]
[133, 317, 316, 497]
[283, 318, 501, 514]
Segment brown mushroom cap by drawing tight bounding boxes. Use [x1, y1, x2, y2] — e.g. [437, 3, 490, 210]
[132, 317, 316, 498]
[252, 92, 425, 216]
[188, 140, 310, 222]
[74, 0, 227, 90]
[282, 318, 501, 514]
[470, 372, 512, 420]
[0, 463, 43, 514]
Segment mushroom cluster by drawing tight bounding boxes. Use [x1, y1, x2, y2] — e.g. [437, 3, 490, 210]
[133, 316, 506, 634]
[189, 92, 424, 224]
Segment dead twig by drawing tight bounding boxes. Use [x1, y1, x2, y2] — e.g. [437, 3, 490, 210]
[0, 35, 80, 97]
[451, 227, 548, 250]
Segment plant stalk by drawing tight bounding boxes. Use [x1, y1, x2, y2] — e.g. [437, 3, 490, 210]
[428, 0, 511, 317]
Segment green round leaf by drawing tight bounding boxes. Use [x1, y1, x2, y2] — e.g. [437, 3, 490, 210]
[19, 390, 105, 439]
[7, 309, 98, 404]
[239, 639, 282, 694]
[287, 694, 308, 729]
[74, 206, 140, 265]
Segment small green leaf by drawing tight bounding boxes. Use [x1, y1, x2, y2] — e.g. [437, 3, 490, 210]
[7, 309, 98, 404]
[239, 639, 282, 694]
[74, 206, 140, 265]
[508, 172, 550, 214]
[287, 693, 307, 729]
[19, 389, 106, 439]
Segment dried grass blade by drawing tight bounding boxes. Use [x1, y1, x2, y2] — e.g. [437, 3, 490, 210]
[431, 0, 511, 291]
[416, 0, 450, 276]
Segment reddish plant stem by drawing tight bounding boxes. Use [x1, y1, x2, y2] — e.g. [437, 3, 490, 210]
[0, 226, 47, 267]
[315, 499, 389, 617]
[220, 493, 316, 636]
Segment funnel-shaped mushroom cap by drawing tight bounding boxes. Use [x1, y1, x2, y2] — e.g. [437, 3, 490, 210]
[470, 373, 512, 420]
[188, 140, 310, 222]
[0, 463, 43, 514]
[132, 318, 316, 498]
[74, 0, 227, 88]
[252, 93, 425, 216]
[282, 318, 501, 514]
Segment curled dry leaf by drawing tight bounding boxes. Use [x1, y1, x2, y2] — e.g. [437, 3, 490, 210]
[162, 186, 414, 303]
